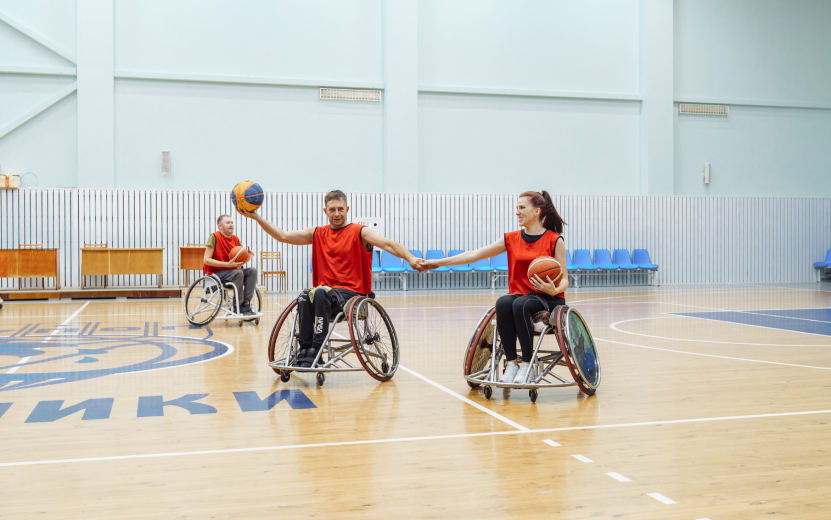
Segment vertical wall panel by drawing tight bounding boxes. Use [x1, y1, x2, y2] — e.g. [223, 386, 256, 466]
[1, 189, 829, 291]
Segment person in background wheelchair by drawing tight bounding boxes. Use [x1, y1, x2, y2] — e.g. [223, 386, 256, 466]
[238, 189, 421, 368]
[204, 214, 257, 315]
[423, 190, 568, 384]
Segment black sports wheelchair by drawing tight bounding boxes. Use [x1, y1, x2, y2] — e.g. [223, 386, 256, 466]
[267, 289, 399, 387]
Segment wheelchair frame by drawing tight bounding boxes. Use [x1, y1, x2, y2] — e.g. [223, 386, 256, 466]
[184, 274, 263, 327]
[268, 295, 399, 386]
[464, 305, 599, 402]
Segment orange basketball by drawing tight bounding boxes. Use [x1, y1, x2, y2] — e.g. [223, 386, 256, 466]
[528, 256, 562, 283]
[229, 245, 249, 264]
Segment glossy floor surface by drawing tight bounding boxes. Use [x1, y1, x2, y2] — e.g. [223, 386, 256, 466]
[2, 283, 831, 519]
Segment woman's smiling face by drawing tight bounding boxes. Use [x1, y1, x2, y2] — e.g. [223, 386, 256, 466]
[516, 196, 540, 229]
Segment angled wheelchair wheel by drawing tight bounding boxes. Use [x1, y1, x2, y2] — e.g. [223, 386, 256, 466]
[347, 298, 399, 381]
[463, 307, 499, 388]
[268, 298, 300, 375]
[184, 275, 223, 326]
[246, 288, 263, 325]
[555, 306, 600, 396]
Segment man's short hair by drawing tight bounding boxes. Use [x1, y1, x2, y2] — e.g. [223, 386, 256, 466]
[324, 190, 347, 206]
[217, 214, 231, 226]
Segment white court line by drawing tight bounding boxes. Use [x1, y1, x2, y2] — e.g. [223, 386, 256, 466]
[674, 313, 831, 340]
[647, 493, 676, 505]
[610, 316, 831, 347]
[571, 454, 593, 463]
[541, 439, 560, 447]
[60, 302, 90, 325]
[3, 407, 830, 467]
[398, 365, 529, 431]
[0, 430, 527, 467]
[741, 310, 831, 325]
[596, 337, 831, 370]
[606, 472, 631, 482]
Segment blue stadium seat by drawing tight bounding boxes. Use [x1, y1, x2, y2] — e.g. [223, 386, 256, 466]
[371, 250, 382, 273]
[633, 249, 658, 270]
[404, 249, 422, 273]
[612, 249, 639, 270]
[448, 249, 473, 272]
[573, 249, 598, 270]
[471, 258, 494, 272]
[814, 248, 831, 268]
[565, 250, 577, 271]
[492, 252, 508, 272]
[426, 250, 451, 272]
[595, 249, 617, 270]
[380, 251, 404, 273]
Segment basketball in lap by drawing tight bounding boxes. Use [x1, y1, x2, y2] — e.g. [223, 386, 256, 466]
[229, 245, 249, 264]
[528, 256, 562, 283]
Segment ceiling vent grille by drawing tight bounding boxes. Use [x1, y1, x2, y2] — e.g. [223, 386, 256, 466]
[679, 103, 729, 116]
[320, 88, 381, 102]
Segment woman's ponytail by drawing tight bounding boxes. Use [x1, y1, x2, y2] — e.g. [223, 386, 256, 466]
[519, 190, 567, 234]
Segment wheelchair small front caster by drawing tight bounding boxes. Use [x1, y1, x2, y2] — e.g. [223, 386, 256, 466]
[238, 320, 243, 327]
[280, 371, 291, 383]
[254, 318, 260, 325]
[316, 372, 325, 386]
[529, 389, 538, 403]
[483, 385, 492, 400]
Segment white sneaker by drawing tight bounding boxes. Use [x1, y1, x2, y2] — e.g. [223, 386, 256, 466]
[500, 361, 519, 383]
[513, 362, 535, 384]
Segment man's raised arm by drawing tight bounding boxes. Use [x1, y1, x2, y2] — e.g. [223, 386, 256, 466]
[360, 227, 422, 271]
[237, 209, 314, 246]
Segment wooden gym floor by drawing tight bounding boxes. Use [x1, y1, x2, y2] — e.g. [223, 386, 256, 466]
[1, 282, 831, 519]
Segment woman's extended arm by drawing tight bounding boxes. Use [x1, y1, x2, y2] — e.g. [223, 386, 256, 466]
[425, 238, 506, 268]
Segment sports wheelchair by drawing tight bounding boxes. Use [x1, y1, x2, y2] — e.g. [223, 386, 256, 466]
[267, 293, 399, 386]
[184, 274, 263, 327]
[463, 305, 600, 402]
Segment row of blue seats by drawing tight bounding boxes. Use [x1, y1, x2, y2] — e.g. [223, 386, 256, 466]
[369, 248, 659, 273]
[815, 249, 831, 281]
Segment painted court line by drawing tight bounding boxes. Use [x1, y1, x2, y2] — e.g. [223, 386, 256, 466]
[610, 316, 830, 347]
[596, 337, 831, 371]
[541, 439, 560, 447]
[571, 454, 593, 463]
[3, 407, 830, 467]
[647, 493, 676, 505]
[606, 472, 631, 482]
[0, 430, 526, 468]
[399, 365, 529, 431]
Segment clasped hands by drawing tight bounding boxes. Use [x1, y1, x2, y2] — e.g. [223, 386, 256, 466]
[408, 258, 436, 272]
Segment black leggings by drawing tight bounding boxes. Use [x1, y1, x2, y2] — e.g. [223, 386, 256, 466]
[297, 287, 359, 354]
[495, 293, 565, 363]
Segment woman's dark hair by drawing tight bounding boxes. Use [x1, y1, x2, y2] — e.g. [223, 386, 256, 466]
[519, 190, 567, 234]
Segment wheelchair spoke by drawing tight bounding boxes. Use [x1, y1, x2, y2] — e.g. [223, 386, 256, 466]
[352, 299, 398, 378]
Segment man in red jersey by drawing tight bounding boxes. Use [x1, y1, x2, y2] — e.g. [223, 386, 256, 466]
[204, 214, 257, 315]
[238, 190, 421, 367]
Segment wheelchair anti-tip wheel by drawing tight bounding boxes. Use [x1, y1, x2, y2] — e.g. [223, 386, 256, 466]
[347, 297, 400, 381]
[463, 307, 500, 389]
[184, 275, 223, 326]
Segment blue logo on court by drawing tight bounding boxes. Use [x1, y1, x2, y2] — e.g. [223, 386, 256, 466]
[0, 334, 232, 392]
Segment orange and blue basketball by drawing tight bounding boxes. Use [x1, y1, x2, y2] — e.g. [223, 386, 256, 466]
[231, 181, 264, 212]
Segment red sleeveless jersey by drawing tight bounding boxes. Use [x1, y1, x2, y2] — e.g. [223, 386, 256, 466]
[505, 229, 564, 297]
[312, 224, 373, 295]
[204, 231, 240, 274]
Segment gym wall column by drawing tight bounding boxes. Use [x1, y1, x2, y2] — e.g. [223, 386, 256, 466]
[639, 0, 674, 195]
[382, 0, 418, 192]
[76, 0, 115, 188]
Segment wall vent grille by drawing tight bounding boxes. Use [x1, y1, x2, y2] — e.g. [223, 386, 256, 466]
[320, 88, 381, 102]
[679, 103, 729, 116]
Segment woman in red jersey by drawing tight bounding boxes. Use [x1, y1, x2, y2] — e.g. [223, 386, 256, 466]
[423, 191, 568, 384]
